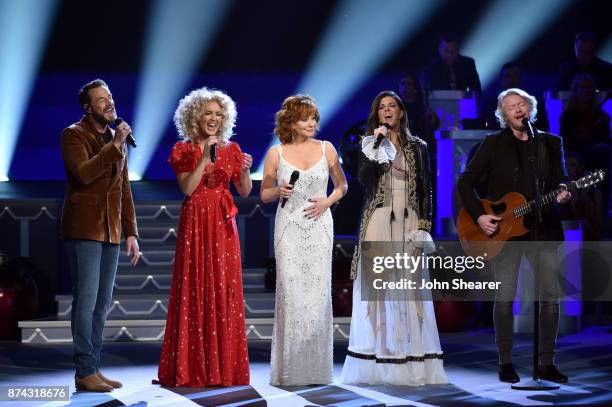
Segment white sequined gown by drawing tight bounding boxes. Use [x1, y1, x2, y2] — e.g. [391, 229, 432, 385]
[270, 141, 334, 386]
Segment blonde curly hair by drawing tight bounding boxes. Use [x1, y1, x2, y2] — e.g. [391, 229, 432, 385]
[173, 87, 237, 143]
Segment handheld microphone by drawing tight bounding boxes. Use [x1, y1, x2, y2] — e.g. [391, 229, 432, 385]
[114, 118, 137, 148]
[281, 170, 300, 208]
[210, 143, 217, 163]
[373, 123, 391, 149]
[521, 118, 536, 139]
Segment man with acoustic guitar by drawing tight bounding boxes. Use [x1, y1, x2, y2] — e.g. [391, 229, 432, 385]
[458, 88, 571, 384]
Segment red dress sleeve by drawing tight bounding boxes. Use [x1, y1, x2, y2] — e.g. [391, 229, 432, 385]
[229, 142, 244, 184]
[168, 142, 197, 174]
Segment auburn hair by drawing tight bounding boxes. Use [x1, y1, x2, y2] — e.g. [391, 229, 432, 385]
[274, 95, 320, 144]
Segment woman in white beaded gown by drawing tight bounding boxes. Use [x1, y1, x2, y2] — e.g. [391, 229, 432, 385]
[261, 95, 347, 386]
[340, 91, 448, 385]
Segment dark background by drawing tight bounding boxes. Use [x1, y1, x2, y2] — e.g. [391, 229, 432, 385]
[7, 0, 612, 180]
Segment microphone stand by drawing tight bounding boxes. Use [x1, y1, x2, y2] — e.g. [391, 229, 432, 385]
[512, 126, 559, 391]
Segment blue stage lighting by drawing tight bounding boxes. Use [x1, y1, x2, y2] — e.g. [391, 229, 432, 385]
[597, 36, 612, 129]
[298, 0, 442, 128]
[255, 0, 443, 177]
[462, 0, 573, 89]
[598, 35, 612, 63]
[0, 0, 58, 181]
[129, 0, 233, 180]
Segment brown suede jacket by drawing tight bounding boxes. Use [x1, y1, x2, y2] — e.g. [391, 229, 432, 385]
[60, 116, 138, 243]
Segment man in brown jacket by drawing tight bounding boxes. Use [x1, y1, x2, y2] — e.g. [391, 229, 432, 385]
[60, 79, 140, 392]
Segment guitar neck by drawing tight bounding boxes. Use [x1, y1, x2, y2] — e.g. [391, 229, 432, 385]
[513, 186, 568, 218]
[511, 171, 604, 219]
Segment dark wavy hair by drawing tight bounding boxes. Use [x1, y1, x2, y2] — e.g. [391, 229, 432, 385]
[78, 79, 108, 109]
[366, 90, 410, 144]
[274, 95, 320, 144]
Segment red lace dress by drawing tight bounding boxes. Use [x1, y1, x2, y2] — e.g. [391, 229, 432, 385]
[157, 140, 250, 387]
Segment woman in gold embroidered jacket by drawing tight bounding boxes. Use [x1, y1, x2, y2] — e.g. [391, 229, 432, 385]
[340, 90, 448, 385]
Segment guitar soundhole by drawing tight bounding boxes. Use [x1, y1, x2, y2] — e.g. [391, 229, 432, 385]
[490, 202, 507, 215]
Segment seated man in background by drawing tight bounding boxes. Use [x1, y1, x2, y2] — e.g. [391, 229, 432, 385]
[559, 73, 611, 211]
[557, 32, 612, 91]
[399, 71, 439, 150]
[421, 32, 482, 96]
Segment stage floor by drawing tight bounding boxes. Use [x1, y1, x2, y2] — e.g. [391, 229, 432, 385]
[1, 327, 611, 406]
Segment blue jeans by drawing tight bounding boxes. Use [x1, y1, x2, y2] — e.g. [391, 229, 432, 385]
[66, 240, 119, 378]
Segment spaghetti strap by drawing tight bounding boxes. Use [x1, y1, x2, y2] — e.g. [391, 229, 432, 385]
[270, 134, 333, 387]
[276, 144, 283, 158]
[320, 140, 329, 166]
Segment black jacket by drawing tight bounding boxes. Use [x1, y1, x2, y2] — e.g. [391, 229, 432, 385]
[557, 57, 612, 91]
[421, 55, 482, 94]
[350, 134, 432, 279]
[457, 128, 568, 241]
[358, 136, 432, 231]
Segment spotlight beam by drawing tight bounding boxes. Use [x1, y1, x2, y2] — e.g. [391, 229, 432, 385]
[461, 0, 574, 89]
[255, 0, 443, 177]
[597, 34, 612, 64]
[0, 0, 59, 181]
[129, 0, 234, 179]
[298, 0, 443, 128]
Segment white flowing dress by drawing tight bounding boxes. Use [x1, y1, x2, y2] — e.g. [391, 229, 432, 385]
[340, 136, 448, 385]
[270, 141, 334, 386]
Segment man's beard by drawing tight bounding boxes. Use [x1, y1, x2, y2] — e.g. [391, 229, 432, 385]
[91, 109, 114, 127]
[511, 123, 525, 132]
[508, 117, 526, 132]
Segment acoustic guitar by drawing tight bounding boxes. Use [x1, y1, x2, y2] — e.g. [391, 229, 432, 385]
[457, 170, 605, 259]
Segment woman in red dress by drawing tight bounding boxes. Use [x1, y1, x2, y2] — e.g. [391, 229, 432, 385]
[157, 87, 252, 387]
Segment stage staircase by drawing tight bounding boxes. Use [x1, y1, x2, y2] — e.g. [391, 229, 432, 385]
[18, 199, 354, 343]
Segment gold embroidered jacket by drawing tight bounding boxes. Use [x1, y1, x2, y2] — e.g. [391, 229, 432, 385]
[350, 134, 432, 279]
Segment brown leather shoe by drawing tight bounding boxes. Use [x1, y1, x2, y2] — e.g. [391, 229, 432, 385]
[97, 371, 123, 389]
[75, 373, 113, 392]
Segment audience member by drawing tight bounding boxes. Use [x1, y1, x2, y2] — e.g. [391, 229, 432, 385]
[557, 32, 612, 91]
[421, 32, 482, 96]
[561, 151, 605, 240]
[399, 71, 439, 149]
[560, 74, 610, 151]
[560, 74, 611, 209]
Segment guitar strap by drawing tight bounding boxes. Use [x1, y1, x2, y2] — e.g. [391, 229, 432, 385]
[533, 130, 547, 229]
[537, 131, 545, 194]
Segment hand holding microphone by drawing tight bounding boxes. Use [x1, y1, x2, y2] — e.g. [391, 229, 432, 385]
[204, 136, 219, 163]
[210, 145, 217, 163]
[281, 170, 300, 208]
[113, 118, 137, 148]
[373, 123, 391, 149]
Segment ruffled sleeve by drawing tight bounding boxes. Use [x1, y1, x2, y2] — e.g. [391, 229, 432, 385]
[168, 141, 197, 174]
[229, 142, 244, 183]
[406, 229, 436, 255]
[361, 135, 397, 163]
